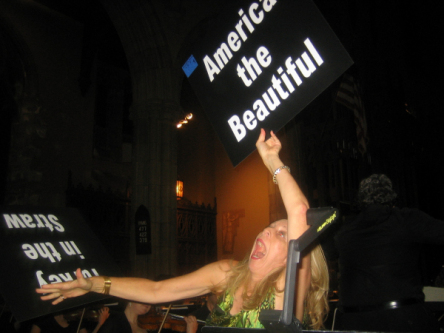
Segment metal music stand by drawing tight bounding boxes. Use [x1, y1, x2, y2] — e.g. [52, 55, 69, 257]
[203, 207, 339, 333]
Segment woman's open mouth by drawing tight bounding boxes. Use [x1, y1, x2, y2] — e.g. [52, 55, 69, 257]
[251, 239, 266, 259]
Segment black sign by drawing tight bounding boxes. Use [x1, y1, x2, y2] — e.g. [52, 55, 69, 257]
[0, 206, 122, 322]
[135, 205, 152, 255]
[183, 0, 353, 166]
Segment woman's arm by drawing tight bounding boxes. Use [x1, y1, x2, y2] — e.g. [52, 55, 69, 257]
[256, 129, 309, 239]
[256, 128, 311, 321]
[37, 260, 231, 305]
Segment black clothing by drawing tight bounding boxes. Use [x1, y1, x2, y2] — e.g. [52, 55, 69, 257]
[187, 303, 211, 333]
[188, 304, 211, 322]
[335, 204, 444, 332]
[98, 312, 131, 333]
[33, 316, 85, 333]
[338, 303, 440, 332]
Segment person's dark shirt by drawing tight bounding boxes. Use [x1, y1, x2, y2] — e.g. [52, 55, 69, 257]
[98, 312, 131, 333]
[188, 304, 211, 322]
[335, 204, 444, 307]
[186, 302, 212, 333]
[34, 316, 85, 333]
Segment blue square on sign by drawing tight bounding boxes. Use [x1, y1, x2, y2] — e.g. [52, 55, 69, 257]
[182, 55, 198, 78]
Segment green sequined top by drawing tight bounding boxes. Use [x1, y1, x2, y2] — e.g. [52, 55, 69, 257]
[205, 290, 275, 329]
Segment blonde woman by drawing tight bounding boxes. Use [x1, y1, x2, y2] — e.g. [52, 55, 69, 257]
[37, 129, 329, 330]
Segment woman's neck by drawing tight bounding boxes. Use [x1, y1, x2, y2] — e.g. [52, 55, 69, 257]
[249, 272, 266, 288]
[242, 276, 261, 298]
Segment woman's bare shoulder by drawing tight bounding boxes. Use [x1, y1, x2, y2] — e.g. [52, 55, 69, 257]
[212, 259, 238, 271]
[203, 259, 239, 292]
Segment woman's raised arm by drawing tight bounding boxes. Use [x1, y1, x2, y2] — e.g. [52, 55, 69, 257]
[256, 128, 311, 321]
[256, 128, 309, 239]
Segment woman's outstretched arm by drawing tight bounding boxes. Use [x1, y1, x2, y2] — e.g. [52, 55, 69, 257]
[36, 260, 231, 305]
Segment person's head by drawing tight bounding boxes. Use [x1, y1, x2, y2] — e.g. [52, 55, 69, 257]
[248, 219, 289, 278]
[223, 227, 329, 329]
[219, 220, 288, 311]
[125, 301, 151, 316]
[357, 174, 397, 208]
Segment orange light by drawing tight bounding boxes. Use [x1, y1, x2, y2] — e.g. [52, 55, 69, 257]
[176, 180, 183, 199]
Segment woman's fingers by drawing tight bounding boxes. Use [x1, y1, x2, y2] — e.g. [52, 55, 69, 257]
[269, 130, 278, 142]
[256, 128, 266, 146]
[37, 283, 87, 303]
[39, 292, 59, 301]
[35, 268, 93, 306]
[39, 290, 68, 299]
[37, 285, 69, 297]
[38, 280, 77, 291]
[36, 287, 56, 294]
[36, 288, 66, 301]
[38, 292, 66, 305]
[50, 296, 64, 305]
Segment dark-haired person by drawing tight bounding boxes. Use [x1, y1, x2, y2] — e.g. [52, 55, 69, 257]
[335, 174, 444, 332]
[37, 129, 329, 330]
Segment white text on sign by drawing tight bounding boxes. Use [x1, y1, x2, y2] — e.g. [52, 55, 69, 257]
[228, 38, 323, 142]
[203, 0, 277, 82]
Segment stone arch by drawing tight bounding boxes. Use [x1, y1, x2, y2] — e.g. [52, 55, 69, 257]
[0, 17, 43, 205]
[98, 0, 182, 277]
[0, 18, 40, 106]
[100, 0, 180, 100]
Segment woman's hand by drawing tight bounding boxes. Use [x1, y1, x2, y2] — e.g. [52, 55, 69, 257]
[256, 128, 282, 174]
[36, 268, 93, 305]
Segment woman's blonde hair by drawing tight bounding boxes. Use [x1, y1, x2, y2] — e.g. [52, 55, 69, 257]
[220, 241, 329, 330]
[305, 242, 329, 330]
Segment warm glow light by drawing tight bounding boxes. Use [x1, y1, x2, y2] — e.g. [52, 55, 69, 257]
[176, 113, 193, 129]
[176, 180, 183, 199]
